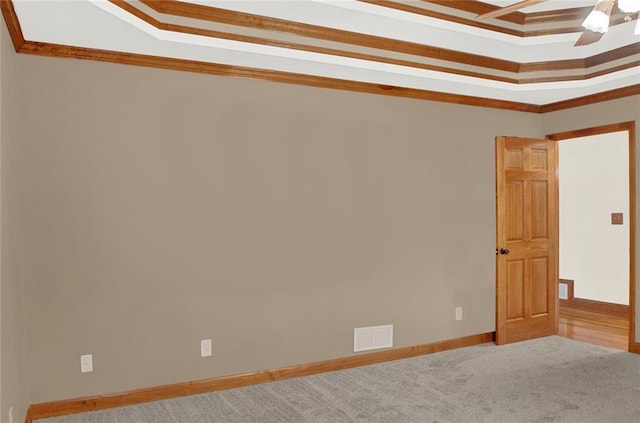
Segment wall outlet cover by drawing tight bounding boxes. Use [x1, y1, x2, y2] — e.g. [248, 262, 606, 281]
[80, 354, 93, 373]
[201, 339, 212, 357]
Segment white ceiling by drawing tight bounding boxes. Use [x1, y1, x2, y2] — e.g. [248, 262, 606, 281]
[9, 0, 640, 106]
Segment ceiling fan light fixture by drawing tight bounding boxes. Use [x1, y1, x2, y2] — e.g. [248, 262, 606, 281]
[618, 0, 640, 13]
[582, 0, 614, 33]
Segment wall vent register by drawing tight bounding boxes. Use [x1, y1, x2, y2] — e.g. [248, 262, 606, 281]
[353, 325, 393, 352]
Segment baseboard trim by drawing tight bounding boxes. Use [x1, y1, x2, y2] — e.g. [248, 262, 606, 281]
[560, 297, 629, 319]
[25, 331, 494, 422]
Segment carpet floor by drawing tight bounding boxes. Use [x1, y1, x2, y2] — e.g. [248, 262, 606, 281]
[37, 336, 640, 422]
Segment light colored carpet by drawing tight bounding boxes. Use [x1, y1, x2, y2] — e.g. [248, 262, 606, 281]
[37, 336, 640, 422]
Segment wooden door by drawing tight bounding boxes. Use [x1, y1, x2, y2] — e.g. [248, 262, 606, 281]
[496, 137, 558, 345]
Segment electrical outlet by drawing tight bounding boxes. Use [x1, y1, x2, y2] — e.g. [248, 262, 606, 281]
[455, 307, 463, 321]
[80, 354, 93, 373]
[201, 339, 212, 357]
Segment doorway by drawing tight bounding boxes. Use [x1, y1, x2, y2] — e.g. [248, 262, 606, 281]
[495, 122, 636, 351]
[547, 122, 635, 352]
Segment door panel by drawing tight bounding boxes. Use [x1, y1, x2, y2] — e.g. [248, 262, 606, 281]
[496, 137, 558, 345]
[506, 181, 524, 241]
[505, 148, 524, 169]
[531, 257, 549, 316]
[507, 259, 525, 320]
[531, 148, 549, 170]
[531, 181, 549, 239]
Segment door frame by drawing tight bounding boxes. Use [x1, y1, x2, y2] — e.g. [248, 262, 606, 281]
[546, 121, 636, 352]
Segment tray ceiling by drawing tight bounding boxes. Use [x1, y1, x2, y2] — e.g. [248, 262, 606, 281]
[3, 0, 640, 111]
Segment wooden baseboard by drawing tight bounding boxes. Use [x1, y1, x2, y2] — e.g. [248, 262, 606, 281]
[560, 297, 629, 319]
[25, 332, 494, 422]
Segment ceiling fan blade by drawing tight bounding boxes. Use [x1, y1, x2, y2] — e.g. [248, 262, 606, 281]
[575, 0, 614, 46]
[476, 0, 547, 20]
[574, 31, 605, 46]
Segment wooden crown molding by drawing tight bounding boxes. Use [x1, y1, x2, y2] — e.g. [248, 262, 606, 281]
[426, 0, 529, 25]
[2, 0, 640, 112]
[0, 0, 24, 50]
[541, 85, 640, 112]
[546, 121, 636, 141]
[138, 0, 522, 73]
[425, 1, 628, 32]
[12, 39, 542, 113]
[378, 1, 595, 34]
[25, 332, 494, 422]
[120, 1, 640, 85]
[359, 0, 524, 35]
[111, 0, 521, 85]
[523, 6, 589, 25]
[425, 1, 597, 26]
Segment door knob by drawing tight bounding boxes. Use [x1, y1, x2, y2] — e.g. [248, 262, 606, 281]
[499, 248, 510, 255]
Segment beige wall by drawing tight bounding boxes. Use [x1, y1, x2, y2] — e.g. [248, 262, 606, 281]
[542, 97, 640, 342]
[1, 20, 29, 423]
[8, 51, 545, 406]
[5, 24, 638, 417]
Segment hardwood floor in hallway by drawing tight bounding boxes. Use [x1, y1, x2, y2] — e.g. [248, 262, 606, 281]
[558, 308, 629, 351]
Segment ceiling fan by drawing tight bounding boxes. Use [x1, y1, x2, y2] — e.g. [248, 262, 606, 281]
[476, 0, 640, 46]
